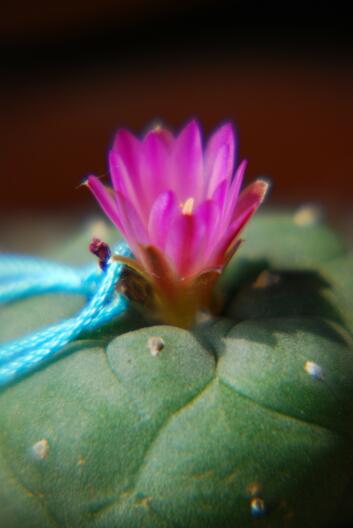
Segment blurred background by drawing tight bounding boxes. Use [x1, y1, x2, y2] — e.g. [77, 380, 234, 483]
[1, 0, 353, 251]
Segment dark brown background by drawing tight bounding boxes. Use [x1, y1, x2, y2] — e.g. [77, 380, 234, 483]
[1, 1, 352, 249]
[1, 9, 352, 527]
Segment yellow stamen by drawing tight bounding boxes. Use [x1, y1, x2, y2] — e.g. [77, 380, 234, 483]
[181, 197, 195, 215]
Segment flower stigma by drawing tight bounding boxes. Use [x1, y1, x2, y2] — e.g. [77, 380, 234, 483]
[181, 197, 195, 215]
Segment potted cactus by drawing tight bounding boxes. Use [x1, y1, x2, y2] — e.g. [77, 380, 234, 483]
[0, 121, 352, 528]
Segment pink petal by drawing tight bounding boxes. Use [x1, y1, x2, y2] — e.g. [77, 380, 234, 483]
[165, 212, 203, 277]
[206, 144, 232, 198]
[109, 150, 127, 194]
[212, 179, 269, 267]
[109, 150, 148, 220]
[227, 206, 256, 242]
[141, 129, 174, 208]
[194, 199, 220, 266]
[211, 178, 228, 214]
[143, 126, 175, 149]
[112, 129, 156, 218]
[86, 176, 123, 231]
[223, 159, 247, 221]
[233, 179, 269, 220]
[205, 123, 236, 196]
[114, 190, 149, 252]
[148, 191, 179, 250]
[171, 120, 203, 203]
[112, 129, 142, 183]
[211, 205, 256, 266]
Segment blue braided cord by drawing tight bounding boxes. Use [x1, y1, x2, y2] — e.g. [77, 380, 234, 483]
[0, 256, 98, 301]
[0, 264, 103, 303]
[0, 241, 131, 388]
[0, 255, 96, 284]
[0, 251, 125, 360]
[0, 275, 89, 303]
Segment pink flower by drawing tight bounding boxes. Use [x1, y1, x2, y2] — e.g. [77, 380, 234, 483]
[87, 120, 268, 327]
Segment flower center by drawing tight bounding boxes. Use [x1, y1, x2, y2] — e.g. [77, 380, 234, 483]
[181, 197, 195, 215]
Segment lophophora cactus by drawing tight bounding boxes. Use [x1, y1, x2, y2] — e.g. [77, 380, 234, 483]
[0, 209, 352, 528]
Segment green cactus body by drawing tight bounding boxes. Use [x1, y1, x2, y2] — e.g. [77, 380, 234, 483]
[0, 211, 353, 528]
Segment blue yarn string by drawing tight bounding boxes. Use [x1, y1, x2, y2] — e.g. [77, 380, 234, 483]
[0, 241, 131, 388]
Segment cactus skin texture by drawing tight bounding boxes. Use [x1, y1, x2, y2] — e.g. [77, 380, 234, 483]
[0, 210, 353, 528]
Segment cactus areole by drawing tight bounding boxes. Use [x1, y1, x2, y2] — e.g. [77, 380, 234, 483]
[0, 121, 353, 528]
